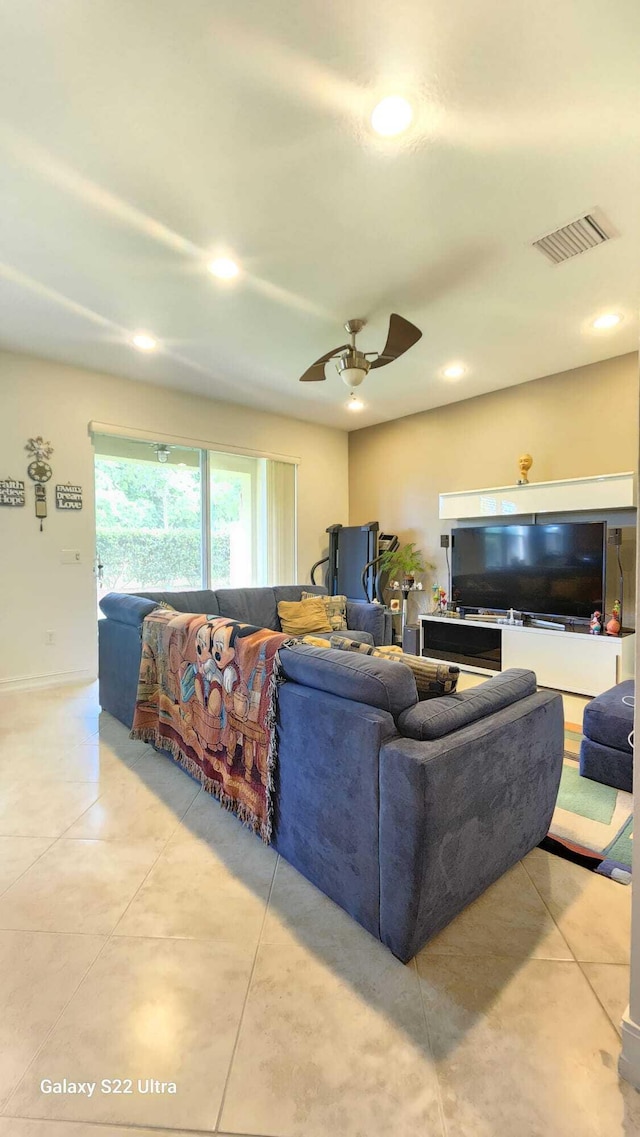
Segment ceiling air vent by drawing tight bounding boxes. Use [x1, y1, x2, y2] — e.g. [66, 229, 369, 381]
[532, 211, 616, 265]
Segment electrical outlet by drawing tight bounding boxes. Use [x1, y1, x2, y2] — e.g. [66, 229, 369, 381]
[61, 549, 81, 565]
[440, 534, 450, 548]
[45, 630, 56, 646]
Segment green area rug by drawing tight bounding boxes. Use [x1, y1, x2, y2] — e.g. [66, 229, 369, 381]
[543, 748, 633, 884]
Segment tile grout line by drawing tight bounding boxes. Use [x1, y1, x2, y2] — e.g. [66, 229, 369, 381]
[0, 932, 112, 1120]
[412, 957, 450, 1137]
[519, 854, 579, 965]
[0, 1112, 276, 1136]
[213, 852, 280, 1133]
[0, 748, 194, 1122]
[0, 836, 58, 901]
[574, 957, 628, 1038]
[95, 783, 194, 938]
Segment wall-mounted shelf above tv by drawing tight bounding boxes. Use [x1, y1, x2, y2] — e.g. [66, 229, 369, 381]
[439, 472, 635, 521]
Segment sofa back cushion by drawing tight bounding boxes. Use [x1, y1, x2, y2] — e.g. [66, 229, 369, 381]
[273, 585, 327, 606]
[214, 587, 279, 630]
[397, 668, 537, 740]
[279, 643, 418, 718]
[135, 590, 220, 615]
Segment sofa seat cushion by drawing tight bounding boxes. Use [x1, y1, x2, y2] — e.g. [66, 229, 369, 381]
[135, 589, 220, 615]
[277, 597, 333, 637]
[279, 643, 418, 717]
[397, 668, 537, 740]
[302, 591, 347, 631]
[582, 680, 635, 754]
[215, 587, 278, 630]
[99, 592, 159, 627]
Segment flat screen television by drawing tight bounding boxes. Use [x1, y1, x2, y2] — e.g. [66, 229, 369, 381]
[451, 522, 606, 619]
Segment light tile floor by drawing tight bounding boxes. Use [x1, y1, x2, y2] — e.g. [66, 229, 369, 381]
[0, 680, 638, 1136]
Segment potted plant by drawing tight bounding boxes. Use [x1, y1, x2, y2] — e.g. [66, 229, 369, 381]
[378, 542, 433, 590]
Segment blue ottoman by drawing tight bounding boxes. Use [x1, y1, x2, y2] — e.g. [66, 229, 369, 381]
[579, 680, 634, 793]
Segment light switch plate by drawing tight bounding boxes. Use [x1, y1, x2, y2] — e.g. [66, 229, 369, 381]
[61, 549, 81, 564]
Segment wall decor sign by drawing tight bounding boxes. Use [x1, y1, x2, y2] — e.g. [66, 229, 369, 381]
[0, 478, 25, 507]
[56, 484, 83, 510]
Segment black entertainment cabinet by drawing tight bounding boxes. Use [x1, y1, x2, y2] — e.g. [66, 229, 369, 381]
[418, 614, 633, 696]
[421, 619, 502, 671]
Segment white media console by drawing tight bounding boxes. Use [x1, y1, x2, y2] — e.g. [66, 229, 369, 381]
[419, 614, 635, 697]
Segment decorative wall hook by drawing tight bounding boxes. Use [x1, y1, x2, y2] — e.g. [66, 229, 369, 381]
[25, 437, 54, 531]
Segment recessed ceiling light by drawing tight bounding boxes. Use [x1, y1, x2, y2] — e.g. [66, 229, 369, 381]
[208, 256, 240, 280]
[131, 333, 158, 351]
[592, 312, 622, 330]
[347, 394, 364, 411]
[371, 96, 413, 137]
[443, 362, 466, 380]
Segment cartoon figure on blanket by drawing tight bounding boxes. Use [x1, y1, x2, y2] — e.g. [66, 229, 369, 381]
[180, 620, 269, 783]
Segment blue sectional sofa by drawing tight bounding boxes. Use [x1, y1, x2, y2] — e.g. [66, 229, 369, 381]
[98, 586, 564, 961]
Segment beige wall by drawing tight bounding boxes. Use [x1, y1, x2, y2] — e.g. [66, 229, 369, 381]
[0, 351, 348, 687]
[349, 353, 639, 621]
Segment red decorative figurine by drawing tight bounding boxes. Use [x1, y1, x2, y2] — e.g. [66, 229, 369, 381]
[605, 600, 621, 637]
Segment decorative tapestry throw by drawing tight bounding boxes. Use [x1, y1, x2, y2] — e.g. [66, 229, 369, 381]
[130, 610, 290, 842]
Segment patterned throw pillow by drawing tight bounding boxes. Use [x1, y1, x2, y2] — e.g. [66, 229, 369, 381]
[329, 635, 375, 655]
[328, 639, 459, 700]
[154, 600, 176, 611]
[300, 634, 332, 648]
[302, 592, 348, 632]
[277, 597, 333, 637]
[374, 649, 459, 700]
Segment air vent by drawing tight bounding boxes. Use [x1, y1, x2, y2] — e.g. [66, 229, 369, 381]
[533, 211, 616, 265]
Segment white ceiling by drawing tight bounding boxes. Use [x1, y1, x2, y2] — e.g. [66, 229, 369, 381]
[1, 0, 639, 430]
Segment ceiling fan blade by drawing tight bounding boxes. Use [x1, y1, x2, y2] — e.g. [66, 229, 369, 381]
[369, 314, 422, 369]
[299, 344, 348, 382]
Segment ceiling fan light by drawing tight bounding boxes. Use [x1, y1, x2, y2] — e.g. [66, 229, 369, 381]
[371, 96, 413, 137]
[340, 366, 367, 387]
[208, 256, 240, 280]
[592, 312, 622, 330]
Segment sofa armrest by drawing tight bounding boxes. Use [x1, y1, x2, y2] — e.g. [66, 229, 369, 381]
[99, 592, 158, 627]
[346, 600, 387, 646]
[274, 682, 397, 938]
[378, 690, 564, 961]
[398, 669, 537, 739]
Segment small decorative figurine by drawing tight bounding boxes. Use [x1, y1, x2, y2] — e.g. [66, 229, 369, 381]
[606, 600, 622, 637]
[589, 611, 602, 635]
[438, 587, 447, 612]
[517, 453, 533, 485]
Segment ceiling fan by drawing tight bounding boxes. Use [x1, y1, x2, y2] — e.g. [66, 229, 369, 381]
[299, 313, 422, 387]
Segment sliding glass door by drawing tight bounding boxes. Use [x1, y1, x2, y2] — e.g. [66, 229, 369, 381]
[94, 437, 202, 600]
[94, 433, 296, 600]
[209, 453, 259, 588]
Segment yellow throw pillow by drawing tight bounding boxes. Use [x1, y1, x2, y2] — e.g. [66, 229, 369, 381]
[277, 597, 333, 637]
[301, 591, 348, 631]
